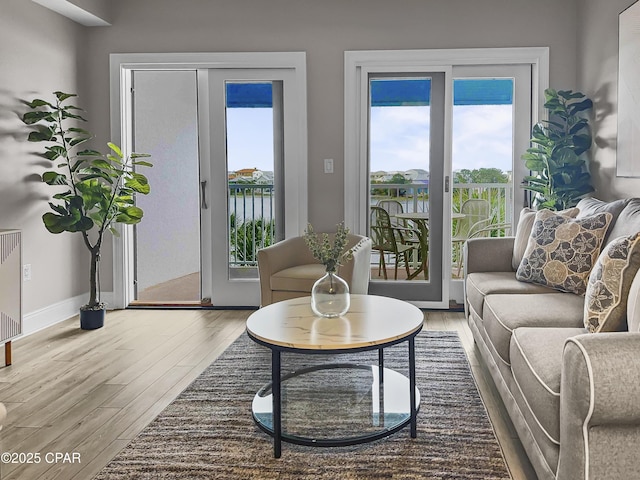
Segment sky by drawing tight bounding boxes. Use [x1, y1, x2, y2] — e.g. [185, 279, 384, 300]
[226, 104, 514, 174]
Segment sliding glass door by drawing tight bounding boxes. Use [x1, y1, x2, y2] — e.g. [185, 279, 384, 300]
[345, 48, 546, 307]
[366, 72, 446, 303]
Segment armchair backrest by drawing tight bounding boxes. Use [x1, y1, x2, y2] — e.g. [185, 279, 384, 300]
[257, 232, 372, 306]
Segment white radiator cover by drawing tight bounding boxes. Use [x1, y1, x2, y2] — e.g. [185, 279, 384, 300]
[0, 230, 22, 342]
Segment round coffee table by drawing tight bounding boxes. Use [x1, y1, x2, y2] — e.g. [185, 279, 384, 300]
[246, 294, 424, 457]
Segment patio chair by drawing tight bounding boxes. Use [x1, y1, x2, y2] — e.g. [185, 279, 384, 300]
[377, 200, 404, 228]
[370, 206, 419, 280]
[377, 199, 420, 246]
[452, 199, 491, 277]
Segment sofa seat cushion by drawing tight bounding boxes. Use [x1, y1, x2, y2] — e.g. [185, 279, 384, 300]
[271, 264, 325, 292]
[466, 271, 558, 318]
[484, 293, 585, 366]
[510, 327, 586, 446]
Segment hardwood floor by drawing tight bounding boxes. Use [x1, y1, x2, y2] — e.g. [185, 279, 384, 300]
[0, 308, 536, 480]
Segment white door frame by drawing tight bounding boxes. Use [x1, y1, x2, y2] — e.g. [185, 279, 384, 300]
[109, 52, 308, 309]
[344, 47, 549, 308]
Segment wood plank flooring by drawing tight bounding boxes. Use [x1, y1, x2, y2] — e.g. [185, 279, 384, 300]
[0, 308, 536, 480]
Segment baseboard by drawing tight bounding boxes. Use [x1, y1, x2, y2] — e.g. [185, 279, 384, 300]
[19, 292, 114, 338]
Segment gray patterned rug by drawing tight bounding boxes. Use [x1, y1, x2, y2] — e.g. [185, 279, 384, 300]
[95, 331, 511, 479]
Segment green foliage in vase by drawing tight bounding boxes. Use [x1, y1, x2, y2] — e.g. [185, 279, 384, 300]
[21, 92, 152, 309]
[304, 222, 352, 273]
[521, 88, 594, 210]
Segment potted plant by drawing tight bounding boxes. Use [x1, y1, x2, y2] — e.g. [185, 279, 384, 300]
[21, 91, 152, 330]
[521, 88, 594, 210]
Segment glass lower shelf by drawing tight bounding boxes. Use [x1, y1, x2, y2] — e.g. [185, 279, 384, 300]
[252, 363, 420, 447]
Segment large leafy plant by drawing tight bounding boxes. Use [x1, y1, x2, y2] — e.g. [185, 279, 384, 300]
[521, 88, 594, 210]
[22, 91, 152, 310]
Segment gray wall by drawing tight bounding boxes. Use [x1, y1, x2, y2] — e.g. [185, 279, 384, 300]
[2, 0, 598, 317]
[578, 0, 640, 200]
[0, 0, 89, 314]
[84, 0, 580, 234]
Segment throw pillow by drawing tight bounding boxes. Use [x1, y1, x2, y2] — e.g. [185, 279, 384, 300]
[511, 207, 580, 271]
[516, 210, 612, 295]
[584, 233, 640, 333]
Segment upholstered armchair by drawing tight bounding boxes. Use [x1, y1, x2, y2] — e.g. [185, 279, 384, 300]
[257, 233, 372, 307]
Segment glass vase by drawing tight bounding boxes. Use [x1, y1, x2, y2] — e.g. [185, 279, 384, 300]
[311, 271, 350, 318]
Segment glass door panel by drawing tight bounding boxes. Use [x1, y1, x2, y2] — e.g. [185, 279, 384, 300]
[226, 82, 279, 281]
[451, 65, 531, 279]
[367, 74, 445, 303]
[206, 70, 290, 306]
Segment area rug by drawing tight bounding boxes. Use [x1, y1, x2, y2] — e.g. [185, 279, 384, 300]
[95, 331, 511, 479]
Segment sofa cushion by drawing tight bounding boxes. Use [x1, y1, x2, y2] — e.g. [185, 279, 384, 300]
[516, 210, 612, 295]
[484, 293, 585, 366]
[466, 271, 558, 318]
[607, 198, 640, 243]
[576, 197, 629, 244]
[512, 207, 579, 271]
[510, 327, 587, 446]
[584, 233, 640, 333]
[271, 264, 325, 292]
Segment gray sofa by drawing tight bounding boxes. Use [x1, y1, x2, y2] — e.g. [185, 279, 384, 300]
[463, 198, 640, 480]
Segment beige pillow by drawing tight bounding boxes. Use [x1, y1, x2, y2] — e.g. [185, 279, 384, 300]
[511, 207, 580, 271]
[584, 233, 640, 333]
[516, 210, 612, 295]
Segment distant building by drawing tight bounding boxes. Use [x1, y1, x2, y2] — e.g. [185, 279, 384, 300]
[370, 169, 429, 184]
[229, 168, 274, 184]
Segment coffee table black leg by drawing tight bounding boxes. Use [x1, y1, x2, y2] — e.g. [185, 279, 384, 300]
[272, 349, 282, 458]
[409, 337, 417, 438]
[378, 348, 384, 383]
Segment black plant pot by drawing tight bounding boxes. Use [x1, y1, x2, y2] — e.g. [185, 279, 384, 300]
[80, 308, 105, 330]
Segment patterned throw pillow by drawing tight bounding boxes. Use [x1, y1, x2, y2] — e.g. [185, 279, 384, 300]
[516, 210, 612, 295]
[511, 207, 580, 271]
[584, 233, 640, 333]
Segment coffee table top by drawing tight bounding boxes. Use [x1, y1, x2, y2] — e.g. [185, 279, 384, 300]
[246, 294, 423, 351]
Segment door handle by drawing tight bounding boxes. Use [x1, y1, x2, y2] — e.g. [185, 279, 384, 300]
[200, 180, 208, 209]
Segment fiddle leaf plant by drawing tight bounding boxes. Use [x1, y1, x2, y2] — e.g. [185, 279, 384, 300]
[22, 91, 152, 310]
[521, 88, 594, 210]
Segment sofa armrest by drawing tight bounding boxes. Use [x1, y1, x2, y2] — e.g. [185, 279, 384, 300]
[557, 333, 640, 480]
[463, 237, 515, 275]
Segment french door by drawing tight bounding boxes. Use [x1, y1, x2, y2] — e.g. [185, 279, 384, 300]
[345, 48, 548, 307]
[202, 69, 294, 306]
[111, 53, 308, 309]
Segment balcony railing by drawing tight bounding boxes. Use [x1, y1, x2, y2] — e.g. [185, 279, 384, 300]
[228, 183, 275, 267]
[227, 181, 514, 267]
